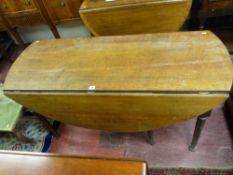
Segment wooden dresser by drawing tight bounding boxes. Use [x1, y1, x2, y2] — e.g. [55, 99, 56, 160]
[0, 0, 44, 28]
[0, 0, 83, 47]
[4, 31, 233, 132]
[42, 0, 82, 24]
[79, 0, 192, 36]
[199, 0, 233, 28]
[193, 0, 233, 52]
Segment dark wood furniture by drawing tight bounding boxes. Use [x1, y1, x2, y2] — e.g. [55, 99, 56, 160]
[0, 151, 148, 175]
[193, 0, 233, 52]
[0, 0, 59, 38]
[0, 0, 83, 47]
[42, 0, 82, 25]
[198, 0, 233, 29]
[3, 31, 233, 150]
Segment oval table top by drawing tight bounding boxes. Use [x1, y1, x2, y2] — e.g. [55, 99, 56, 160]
[4, 31, 233, 93]
[3, 31, 233, 132]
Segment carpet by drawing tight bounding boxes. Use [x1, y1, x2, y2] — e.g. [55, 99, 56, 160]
[150, 168, 233, 175]
[0, 116, 59, 152]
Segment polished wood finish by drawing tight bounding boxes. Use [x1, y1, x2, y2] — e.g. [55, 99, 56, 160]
[0, 0, 45, 27]
[0, 151, 147, 175]
[4, 31, 232, 92]
[0, 0, 83, 41]
[0, 0, 37, 13]
[4, 93, 228, 132]
[4, 31, 233, 132]
[0, 0, 60, 39]
[43, 0, 82, 24]
[80, 0, 192, 36]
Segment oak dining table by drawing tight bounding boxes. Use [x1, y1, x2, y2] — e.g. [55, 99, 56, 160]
[3, 31, 233, 151]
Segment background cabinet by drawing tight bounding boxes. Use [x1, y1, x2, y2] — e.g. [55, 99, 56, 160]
[0, 0, 45, 28]
[191, 0, 233, 53]
[43, 0, 82, 24]
[0, 0, 83, 48]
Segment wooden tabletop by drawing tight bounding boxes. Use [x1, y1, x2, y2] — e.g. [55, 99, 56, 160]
[0, 151, 147, 175]
[80, 0, 192, 36]
[4, 31, 233, 93]
[81, 0, 189, 9]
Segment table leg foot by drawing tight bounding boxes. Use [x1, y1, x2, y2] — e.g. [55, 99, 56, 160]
[189, 110, 211, 152]
[146, 130, 155, 145]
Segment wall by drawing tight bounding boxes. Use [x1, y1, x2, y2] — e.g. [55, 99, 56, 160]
[17, 21, 91, 43]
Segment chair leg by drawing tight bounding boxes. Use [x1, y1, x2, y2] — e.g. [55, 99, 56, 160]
[34, 112, 60, 138]
[189, 110, 211, 152]
[146, 130, 155, 145]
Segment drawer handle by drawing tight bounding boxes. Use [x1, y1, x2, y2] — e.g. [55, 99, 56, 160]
[60, 1, 66, 7]
[25, 0, 31, 6]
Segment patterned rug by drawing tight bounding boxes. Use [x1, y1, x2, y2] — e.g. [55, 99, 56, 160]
[150, 168, 233, 175]
[0, 116, 59, 152]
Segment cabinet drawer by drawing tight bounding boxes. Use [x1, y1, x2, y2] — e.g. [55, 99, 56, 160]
[43, 0, 82, 23]
[0, 0, 37, 13]
[7, 10, 45, 27]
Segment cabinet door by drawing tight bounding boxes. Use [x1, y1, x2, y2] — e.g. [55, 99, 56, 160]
[43, 0, 82, 23]
[0, 0, 37, 13]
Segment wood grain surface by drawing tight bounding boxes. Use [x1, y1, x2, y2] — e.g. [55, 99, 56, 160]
[0, 151, 147, 175]
[6, 92, 228, 132]
[3, 31, 233, 132]
[4, 31, 233, 92]
[79, 0, 192, 36]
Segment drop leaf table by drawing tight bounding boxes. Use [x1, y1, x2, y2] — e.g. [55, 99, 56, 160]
[3, 31, 233, 151]
[79, 0, 192, 36]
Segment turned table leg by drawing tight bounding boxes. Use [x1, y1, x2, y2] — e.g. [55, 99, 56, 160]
[146, 130, 155, 145]
[189, 110, 211, 152]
